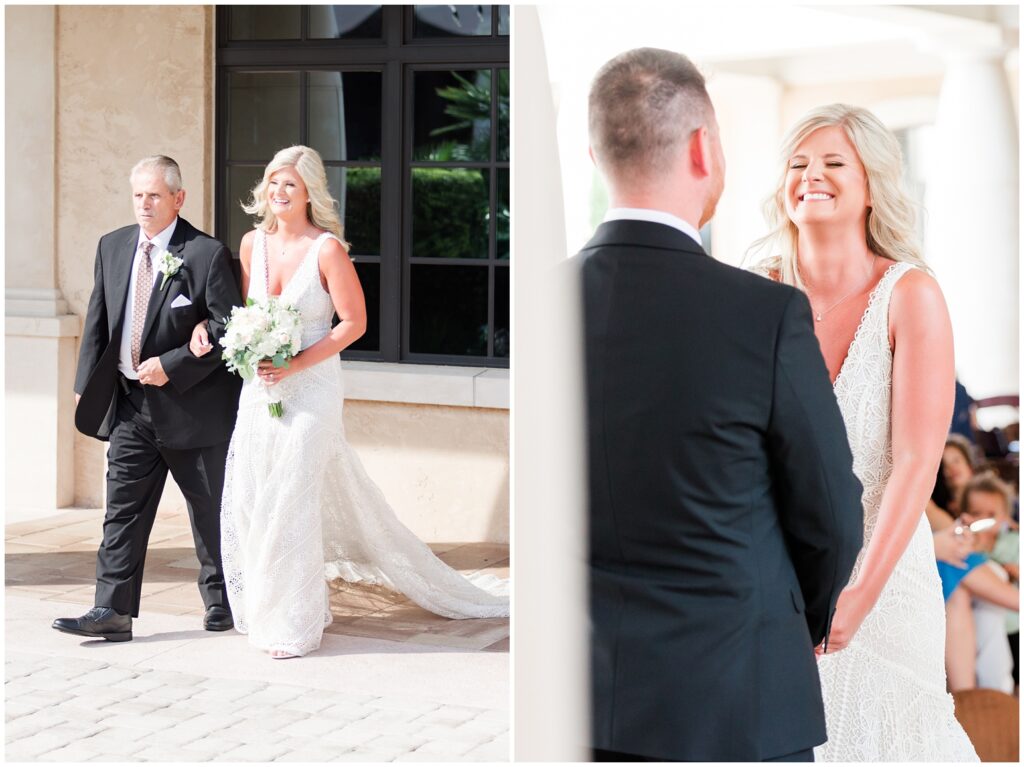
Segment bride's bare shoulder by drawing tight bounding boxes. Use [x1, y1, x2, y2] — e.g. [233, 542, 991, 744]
[890, 265, 948, 327]
[317, 232, 352, 263]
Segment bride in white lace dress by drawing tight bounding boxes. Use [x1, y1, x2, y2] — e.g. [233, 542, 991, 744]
[752, 106, 977, 760]
[192, 146, 508, 658]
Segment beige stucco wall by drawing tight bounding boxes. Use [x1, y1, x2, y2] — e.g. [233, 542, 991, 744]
[35, 5, 509, 543]
[346, 402, 509, 543]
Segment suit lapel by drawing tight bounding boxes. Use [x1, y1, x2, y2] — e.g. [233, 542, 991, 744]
[140, 218, 187, 349]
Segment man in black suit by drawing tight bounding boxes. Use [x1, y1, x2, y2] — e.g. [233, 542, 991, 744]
[580, 49, 864, 761]
[54, 156, 242, 641]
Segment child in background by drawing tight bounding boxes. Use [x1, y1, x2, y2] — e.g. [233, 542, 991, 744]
[960, 473, 1019, 691]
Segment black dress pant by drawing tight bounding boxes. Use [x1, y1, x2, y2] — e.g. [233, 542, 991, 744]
[94, 381, 229, 617]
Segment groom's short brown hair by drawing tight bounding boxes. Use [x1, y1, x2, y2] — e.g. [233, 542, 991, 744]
[589, 48, 712, 184]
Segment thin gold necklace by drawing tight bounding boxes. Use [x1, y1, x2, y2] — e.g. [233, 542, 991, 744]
[801, 254, 877, 322]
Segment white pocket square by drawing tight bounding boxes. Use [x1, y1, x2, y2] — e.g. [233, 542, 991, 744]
[171, 295, 193, 309]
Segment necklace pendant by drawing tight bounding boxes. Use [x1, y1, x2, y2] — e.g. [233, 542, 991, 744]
[815, 313, 823, 322]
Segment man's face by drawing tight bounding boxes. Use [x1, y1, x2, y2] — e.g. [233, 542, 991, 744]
[699, 114, 726, 228]
[131, 168, 184, 236]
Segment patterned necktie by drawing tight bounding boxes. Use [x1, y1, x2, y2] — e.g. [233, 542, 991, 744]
[130, 241, 155, 371]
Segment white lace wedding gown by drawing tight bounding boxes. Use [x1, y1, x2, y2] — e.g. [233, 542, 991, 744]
[813, 262, 977, 761]
[220, 230, 509, 657]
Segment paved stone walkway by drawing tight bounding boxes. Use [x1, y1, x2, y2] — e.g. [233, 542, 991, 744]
[5, 650, 508, 762]
[5, 509, 509, 762]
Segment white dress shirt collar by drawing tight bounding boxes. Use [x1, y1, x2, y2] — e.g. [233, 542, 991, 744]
[603, 207, 703, 248]
[137, 217, 179, 255]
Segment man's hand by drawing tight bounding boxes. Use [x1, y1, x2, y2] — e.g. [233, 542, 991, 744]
[137, 357, 169, 387]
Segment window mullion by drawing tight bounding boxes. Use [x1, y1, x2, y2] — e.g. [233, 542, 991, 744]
[381, 58, 405, 363]
[399, 62, 414, 362]
[299, 70, 308, 146]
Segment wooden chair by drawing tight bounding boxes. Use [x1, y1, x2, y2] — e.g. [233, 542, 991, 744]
[952, 688, 1019, 762]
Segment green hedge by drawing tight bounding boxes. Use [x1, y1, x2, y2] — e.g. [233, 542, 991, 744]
[337, 167, 489, 260]
[412, 168, 488, 259]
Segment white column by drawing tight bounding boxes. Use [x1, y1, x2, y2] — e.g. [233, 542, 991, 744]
[513, 7, 589, 761]
[925, 49, 1018, 400]
[5, 5, 81, 516]
[707, 73, 783, 267]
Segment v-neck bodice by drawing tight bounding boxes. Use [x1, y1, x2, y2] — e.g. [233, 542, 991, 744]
[831, 260, 913, 513]
[750, 258, 915, 544]
[830, 262, 904, 390]
[251, 228, 338, 351]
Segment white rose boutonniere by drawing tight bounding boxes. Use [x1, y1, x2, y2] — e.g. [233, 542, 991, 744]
[156, 249, 184, 290]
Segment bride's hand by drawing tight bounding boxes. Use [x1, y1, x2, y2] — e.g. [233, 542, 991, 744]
[257, 358, 297, 386]
[815, 586, 873, 656]
[190, 320, 213, 357]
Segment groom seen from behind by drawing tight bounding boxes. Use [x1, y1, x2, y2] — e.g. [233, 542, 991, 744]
[54, 156, 242, 641]
[579, 48, 864, 761]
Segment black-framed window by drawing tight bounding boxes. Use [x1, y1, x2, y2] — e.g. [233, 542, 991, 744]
[216, 5, 509, 366]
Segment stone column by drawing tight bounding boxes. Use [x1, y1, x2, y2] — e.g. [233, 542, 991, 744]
[925, 48, 1018, 400]
[5, 6, 80, 517]
[513, 7, 589, 760]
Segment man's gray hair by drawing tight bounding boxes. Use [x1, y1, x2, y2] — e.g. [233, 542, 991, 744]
[589, 48, 712, 183]
[129, 155, 183, 193]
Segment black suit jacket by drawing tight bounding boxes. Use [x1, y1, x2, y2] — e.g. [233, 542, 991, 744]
[74, 217, 243, 449]
[581, 220, 863, 761]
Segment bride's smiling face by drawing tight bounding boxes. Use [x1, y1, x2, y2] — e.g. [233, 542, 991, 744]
[267, 166, 309, 219]
[784, 125, 870, 230]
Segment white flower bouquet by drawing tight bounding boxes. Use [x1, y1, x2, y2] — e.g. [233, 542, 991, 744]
[220, 297, 303, 417]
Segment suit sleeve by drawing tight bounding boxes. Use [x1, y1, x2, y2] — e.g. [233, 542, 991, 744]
[160, 244, 243, 393]
[74, 241, 108, 395]
[766, 289, 864, 645]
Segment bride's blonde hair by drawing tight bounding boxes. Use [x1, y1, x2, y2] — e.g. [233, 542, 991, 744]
[242, 145, 348, 247]
[747, 104, 927, 287]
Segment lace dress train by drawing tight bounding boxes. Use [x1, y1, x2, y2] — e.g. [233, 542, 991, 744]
[221, 230, 509, 657]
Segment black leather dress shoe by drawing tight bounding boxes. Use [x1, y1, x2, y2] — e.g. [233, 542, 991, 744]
[52, 607, 132, 642]
[204, 605, 233, 631]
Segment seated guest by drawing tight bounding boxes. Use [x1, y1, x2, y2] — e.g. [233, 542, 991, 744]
[936, 522, 980, 691]
[929, 434, 979, 524]
[937, 472, 1019, 691]
[960, 473, 1019, 692]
